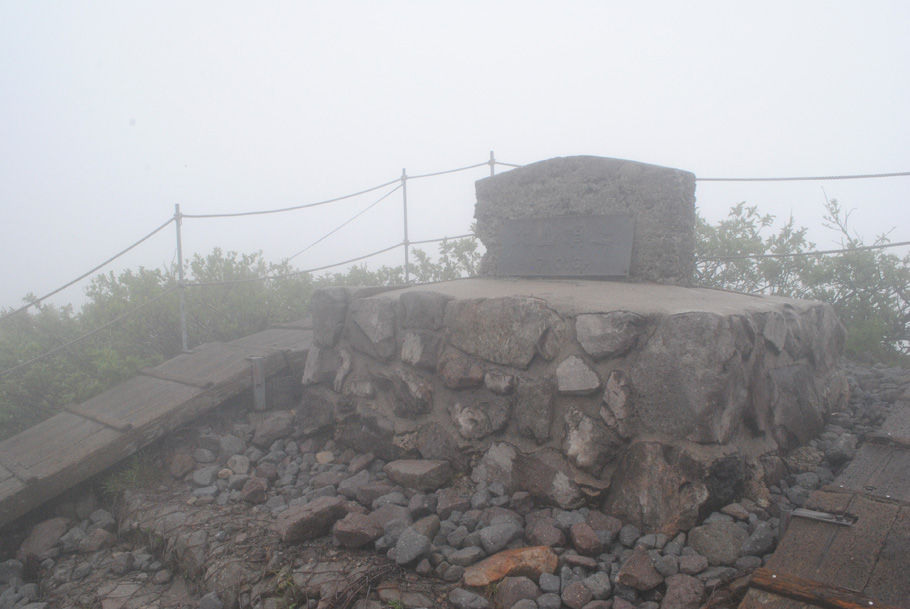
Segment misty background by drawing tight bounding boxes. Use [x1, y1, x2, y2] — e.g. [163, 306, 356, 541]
[1, 1, 908, 310]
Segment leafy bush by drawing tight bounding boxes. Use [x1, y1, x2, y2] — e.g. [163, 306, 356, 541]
[696, 199, 908, 361]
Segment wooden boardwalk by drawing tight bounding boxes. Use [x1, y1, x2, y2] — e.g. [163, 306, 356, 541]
[739, 392, 910, 609]
[0, 321, 311, 528]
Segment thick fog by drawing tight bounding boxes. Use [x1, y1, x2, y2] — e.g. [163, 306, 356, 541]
[1, 2, 908, 309]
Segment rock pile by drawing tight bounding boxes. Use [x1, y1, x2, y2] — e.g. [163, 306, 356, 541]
[3, 360, 905, 609]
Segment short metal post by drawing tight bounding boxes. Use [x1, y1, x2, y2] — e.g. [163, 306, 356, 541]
[401, 168, 410, 283]
[489, 150, 496, 177]
[174, 204, 189, 352]
[250, 356, 266, 411]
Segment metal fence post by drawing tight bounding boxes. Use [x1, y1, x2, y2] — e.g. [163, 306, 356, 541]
[174, 204, 189, 352]
[401, 168, 410, 283]
[489, 150, 496, 177]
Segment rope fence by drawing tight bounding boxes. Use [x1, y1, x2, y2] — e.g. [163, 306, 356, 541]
[2, 151, 909, 378]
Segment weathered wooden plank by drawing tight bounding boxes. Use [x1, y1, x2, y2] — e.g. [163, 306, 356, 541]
[880, 401, 910, 442]
[152, 342, 257, 388]
[0, 413, 122, 478]
[863, 505, 910, 606]
[0, 412, 125, 524]
[765, 491, 853, 576]
[836, 442, 893, 493]
[837, 443, 910, 502]
[70, 375, 203, 431]
[0, 326, 312, 529]
[810, 494, 900, 594]
[749, 567, 904, 609]
[230, 327, 312, 352]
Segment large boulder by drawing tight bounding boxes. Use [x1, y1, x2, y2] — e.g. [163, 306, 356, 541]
[602, 442, 710, 535]
[444, 297, 562, 368]
[627, 312, 752, 444]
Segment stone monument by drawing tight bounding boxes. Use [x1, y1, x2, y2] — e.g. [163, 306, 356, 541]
[297, 156, 847, 534]
[475, 156, 696, 284]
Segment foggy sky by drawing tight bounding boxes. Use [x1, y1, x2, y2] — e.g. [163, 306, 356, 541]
[1, 1, 908, 310]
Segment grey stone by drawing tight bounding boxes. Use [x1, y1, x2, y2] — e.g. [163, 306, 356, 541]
[449, 546, 486, 566]
[556, 356, 600, 395]
[485, 371, 517, 395]
[561, 580, 594, 609]
[537, 593, 562, 609]
[660, 574, 704, 609]
[583, 572, 612, 598]
[479, 522, 523, 554]
[252, 410, 296, 448]
[400, 330, 442, 370]
[576, 312, 645, 359]
[655, 554, 679, 577]
[741, 521, 775, 556]
[496, 576, 540, 609]
[539, 572, 561, 593]
[438, 346, 485, 389]
[193, 448, 216, 463]
[514, 378, 554, 444]
[443, 297, 561, 368]
[603, 443, 711, 535]
[678, 554, 708, 576]
[199, 592, 224, 609]
[617, 547, 663, 591]
[393, 527, 431, 565]
[347, 297, 397, 359]
[272, 496, 347, 542]
[311, 287, 349, 347]
[384, 460, 452, 491]
[333, 513, 382, 548]
[449, 392, 511, 440]
[688, 522, 749, 566]
[191, 465, 221, 486]
[600, 369, 634, 437]
[563, 408, 622, 472]
[448, 588, 490, 609]
[338, 470, 371, 499]
[400, 291, 450, 330]
[301, 345, 339, 386]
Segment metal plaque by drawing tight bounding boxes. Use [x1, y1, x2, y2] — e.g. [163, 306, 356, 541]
[496, 214, 634, 277]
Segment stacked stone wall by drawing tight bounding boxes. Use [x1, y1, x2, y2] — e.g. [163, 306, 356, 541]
[299, 283, 847, 532]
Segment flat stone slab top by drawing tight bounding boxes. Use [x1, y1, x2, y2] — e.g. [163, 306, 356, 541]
[378, 278, 819, 317]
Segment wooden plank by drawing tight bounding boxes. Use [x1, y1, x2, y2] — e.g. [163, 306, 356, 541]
[70, 375, 202, 431]
[749, 567, 904, 609]
[151, 342, 255, 388]
[765, 491, 853, 576]
[863, 505, 910, 606]
[0, 413, 122, 480]
[837, 444, 910, 503]
[880, 401, 910, 442]
[811, 493, 900, 593]
[0, 412, 126, 524]
[229, 327, 312, 353]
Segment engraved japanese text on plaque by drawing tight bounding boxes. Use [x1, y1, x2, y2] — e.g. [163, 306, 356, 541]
[496, 214, 634, 277]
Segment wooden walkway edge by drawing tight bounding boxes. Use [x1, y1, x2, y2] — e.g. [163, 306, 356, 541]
[738, 392, 910, 609]
[0, 322, 312, 529]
